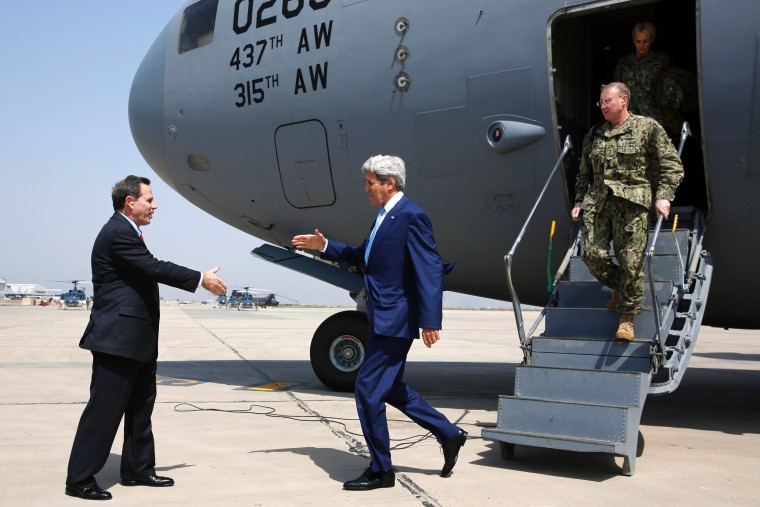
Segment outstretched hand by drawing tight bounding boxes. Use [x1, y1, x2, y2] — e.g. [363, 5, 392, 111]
[202, 266, 228, 296]
[292, 229, 327, 251]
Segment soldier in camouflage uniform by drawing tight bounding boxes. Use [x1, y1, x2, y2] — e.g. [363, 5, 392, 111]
[571, 82, 683, 341]
[614, 21, 670, 128]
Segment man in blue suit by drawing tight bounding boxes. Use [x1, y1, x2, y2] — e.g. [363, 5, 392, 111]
[292, 155, 467, 491]
[65, 176, 228, 500]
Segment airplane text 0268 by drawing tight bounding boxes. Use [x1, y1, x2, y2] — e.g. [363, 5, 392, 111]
[232, 0, 331, 35]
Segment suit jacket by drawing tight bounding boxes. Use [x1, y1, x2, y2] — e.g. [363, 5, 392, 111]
[79, 212, 200, 362]
[322, 195, 444, 339]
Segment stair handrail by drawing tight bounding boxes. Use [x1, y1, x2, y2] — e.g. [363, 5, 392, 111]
[646, 215, 667, 356]
[506, 135, 573, 346]
[646, 121, 692, 358]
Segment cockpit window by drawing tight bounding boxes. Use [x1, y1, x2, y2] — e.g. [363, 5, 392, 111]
[179, 0, 219, 54]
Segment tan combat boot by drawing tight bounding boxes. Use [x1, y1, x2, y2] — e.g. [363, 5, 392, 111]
[606, 290, 621, 310]
[616, 313, 635, 341]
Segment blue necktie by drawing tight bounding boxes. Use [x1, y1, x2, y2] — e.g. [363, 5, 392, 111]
[364, 208, 386, 264]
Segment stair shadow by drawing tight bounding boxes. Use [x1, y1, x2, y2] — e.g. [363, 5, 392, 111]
[473, 441, 624, 481]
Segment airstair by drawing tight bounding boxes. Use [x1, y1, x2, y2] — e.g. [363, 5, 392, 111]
[482, 133, 713, 475]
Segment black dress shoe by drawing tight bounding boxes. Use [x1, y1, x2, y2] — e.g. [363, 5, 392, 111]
[65, 484, 112, 500]
[441, 429, 468, 476]
[343, 467, 395, 491]
[120, 474, 174, 487]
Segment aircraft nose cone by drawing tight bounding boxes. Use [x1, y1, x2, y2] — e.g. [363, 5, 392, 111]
[129, 24, 171, 182]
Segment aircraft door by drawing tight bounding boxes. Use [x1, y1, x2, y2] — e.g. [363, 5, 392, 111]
[275, 120, 336, 208]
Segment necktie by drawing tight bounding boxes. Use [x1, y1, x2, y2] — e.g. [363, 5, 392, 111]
[139, 232, 144, 243]
[364, 208, 386, 264]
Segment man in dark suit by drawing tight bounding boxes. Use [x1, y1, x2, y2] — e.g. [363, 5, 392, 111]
[292, 155, 467, 491]
[65, 175, 228, 500]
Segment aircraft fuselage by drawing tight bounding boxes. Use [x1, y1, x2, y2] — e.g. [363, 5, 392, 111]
[130, 0, 760, 328]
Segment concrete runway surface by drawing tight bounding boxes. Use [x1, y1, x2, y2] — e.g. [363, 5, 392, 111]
[0, 304, 758, 506]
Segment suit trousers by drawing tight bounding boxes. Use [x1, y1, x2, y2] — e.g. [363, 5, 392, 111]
[66, 351, 158, 487]
[356, 334, 459, 473]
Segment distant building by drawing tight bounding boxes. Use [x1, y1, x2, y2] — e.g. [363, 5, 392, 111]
[5, 283, 49, 297]
[0, 279, 61, 300]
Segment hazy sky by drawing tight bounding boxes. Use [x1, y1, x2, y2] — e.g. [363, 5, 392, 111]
[0, 0, 508, 309]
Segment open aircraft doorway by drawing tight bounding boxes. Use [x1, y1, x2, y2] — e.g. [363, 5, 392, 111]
[549, 0, 707, 215]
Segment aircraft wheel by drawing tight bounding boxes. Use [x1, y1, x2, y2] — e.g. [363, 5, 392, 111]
[310, 310, 369, 392]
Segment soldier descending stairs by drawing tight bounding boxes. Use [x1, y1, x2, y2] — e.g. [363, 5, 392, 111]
[482, 126, 713, 475]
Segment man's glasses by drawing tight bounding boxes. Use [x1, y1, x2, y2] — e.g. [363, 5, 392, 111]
[596, 96, 622, 107]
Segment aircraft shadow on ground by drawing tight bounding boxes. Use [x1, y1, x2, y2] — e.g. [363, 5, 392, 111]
[642, 366, 760, 434]
[156, 360, 760, 435]
[693, 351, 760, 362]
[156, 359, 515, 412]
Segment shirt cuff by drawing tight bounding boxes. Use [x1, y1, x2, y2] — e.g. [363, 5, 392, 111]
[320, 239, 328, 253]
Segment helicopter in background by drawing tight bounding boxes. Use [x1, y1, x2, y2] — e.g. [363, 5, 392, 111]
[233, 287, 297, 310]
[228, 289, 241, 309]
[237, 287, 268, 310]
[239, 289, 257, 310]
[215, 293, 228, 308]
[54, 280, 91, 310]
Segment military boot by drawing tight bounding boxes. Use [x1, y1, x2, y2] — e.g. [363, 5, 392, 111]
[606, 290, 621, 310]
[616, 313, 635, 341]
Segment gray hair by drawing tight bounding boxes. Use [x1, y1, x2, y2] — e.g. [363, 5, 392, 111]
[601, 82, 630, 99]
[361, 155, 406, 191]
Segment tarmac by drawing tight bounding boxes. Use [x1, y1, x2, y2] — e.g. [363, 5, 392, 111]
[0, 303, 758, 507]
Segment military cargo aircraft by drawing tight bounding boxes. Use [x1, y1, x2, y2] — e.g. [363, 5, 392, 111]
[129, 2, 758, 469]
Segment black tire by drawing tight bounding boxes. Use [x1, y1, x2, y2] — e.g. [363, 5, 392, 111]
[309, 310, 370, 392]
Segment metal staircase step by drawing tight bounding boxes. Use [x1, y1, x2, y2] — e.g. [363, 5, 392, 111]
[482, 428, 620, 454]
[544, 307, 674, 339]
[515, 366, 647, 406]
[530, 339, 652, 374]
[494, 396, 629, 442]
[554, 281, 672, 309]
[532, 336, 651, 356]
